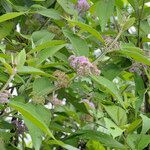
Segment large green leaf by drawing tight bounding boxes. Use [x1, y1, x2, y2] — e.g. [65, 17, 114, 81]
[33, 77, 55, 96]
[0, 22, 14, 40]
[67, 19, 104, 43]
[0, 12, 24, 23]
[118, 48, 150, 66]
[9, 101, 54, 138]
[37, 9, 61, 20]
[36, 44, 66, 65]
[104, 117, 124, 138]
[29, 40, 66, 54]
[15, 49, 26, 69]
[31, 30, 55, 46]
[127, 133, 150, 150]
[103, 105, 127, 126]
[57, 0, 77, 15]
[95, 0, 115, 31]
[91, 75, 124, 107]
[86, 140, 105, 150]
[134, 74, 145, 114]
[65, 130, 125, 149]
[17, 66, 55, 79]
[140, 114, 150, 134]
[63, 29, 89, 56]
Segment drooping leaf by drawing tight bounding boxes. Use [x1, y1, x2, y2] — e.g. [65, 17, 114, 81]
[33, 77, 54, 96]
[140, 114, 150, 134]
[0, 12, 24, 23]
[103, 105, 127, 126]
[31, 30, 55, 46]
[36, 44, 66, 65]
[104, 117, 124, 138]
[67, 19, 104, 43]
[65, 130, 125, 149]
[57, 0, 77, 15]
[9, 101, 54, 138]
[17, 66, 55, 79]
[63, 29, 89, 56]
[37, 9, 61, 20]
[29, 40, 66, 54]
[91, 75, 124, 108]
[118, 48, 150, 66]
[15, 49, 26, 69]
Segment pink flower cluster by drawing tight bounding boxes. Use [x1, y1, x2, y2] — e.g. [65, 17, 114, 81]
[77, 0, 90, 12]
[69, 55, 100, 76]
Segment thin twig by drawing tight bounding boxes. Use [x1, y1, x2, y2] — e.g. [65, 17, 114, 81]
[137, 0, 145, 47]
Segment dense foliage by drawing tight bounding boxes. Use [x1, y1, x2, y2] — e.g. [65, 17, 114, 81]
[0, 0, 150, 149]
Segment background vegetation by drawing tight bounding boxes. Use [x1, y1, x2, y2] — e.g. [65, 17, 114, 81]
[0, 0, 150, 149]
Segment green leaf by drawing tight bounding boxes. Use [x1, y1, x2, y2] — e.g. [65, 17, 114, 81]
[0, 12, 24, 23]
[127, 134, 150, 150]
[118, 48, 150, 66]
[91, 75, 124, 108]
[47, 140, 79, 150]
[31, 30, 55, 46]
[9, 101, 54, 138]
[86, 140, 105, 150]
[33, 77, 54, 96]
[0, 22, 14, 40]
[17, 66, 52, 77]
[104, 117, 124, 138]
[95, 0, 115, 31]
[66, 130, 125, 149]
[16, 49, 26, 69]
[103, 105, 127, 126]
[57, 0, 77, 15]
[29, 40, 66, 54]
[67, 19, 104, 43]
[37, 44, 66, 65]
[122, 17, 135, 31]
[0, 58, 13, 74]
[140, 114, 150, 134]
[126, 119, 142, 133]
[63, 29, 89, 56]
[23, 117, 43, 150]
[134, 74, 145, 114]
[23, 104, 51, 150]
[37, 9, 61, 20]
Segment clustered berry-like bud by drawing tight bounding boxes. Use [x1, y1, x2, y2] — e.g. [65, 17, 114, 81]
[12, 120, 27, 134]
[68, 55, 100, 76]
[129, 62, 147, 75]
[103, 36, 120, 50]
[0, 90, 11, 104]
[32, 94, 45, 104]
[76, 0, 90, 12]
[51, 94, 64, 106]
[53, 70, 69, 88]
[80, 99, 95, 109]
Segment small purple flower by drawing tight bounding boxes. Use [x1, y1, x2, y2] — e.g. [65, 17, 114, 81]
[68, 55, 101, 76]
[0, 90, 11, 104]
[81, 99, 95, 109]
[77, 0, 90, 12]
[129, 62, 147, 75]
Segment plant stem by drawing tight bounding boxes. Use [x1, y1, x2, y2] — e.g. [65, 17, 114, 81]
[94, 30, 122, 64]
[0, 73, 15, 93]
[137, 0, 145, 47]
